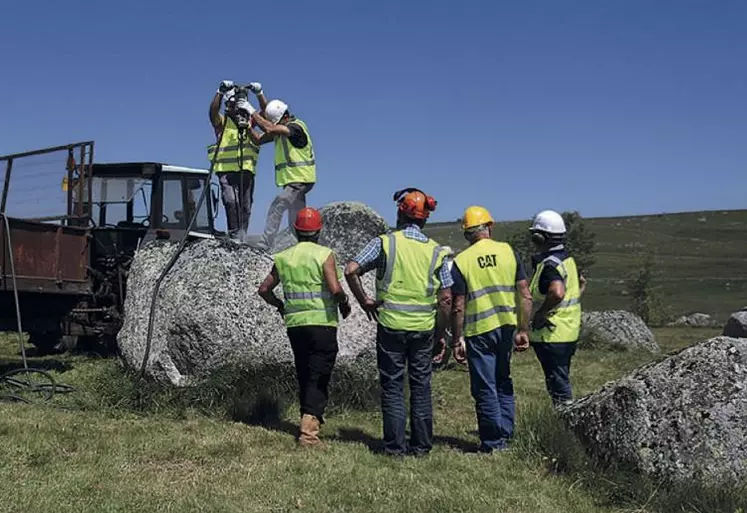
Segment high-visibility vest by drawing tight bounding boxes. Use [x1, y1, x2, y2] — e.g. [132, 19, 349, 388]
[274, 118, 316, 187]
[207, 116, 259, 174]
[454, 238, 518, 338]
[529, 255, 581, 343]
[274, 241, 340, 328]
[375, 231, 448, 332]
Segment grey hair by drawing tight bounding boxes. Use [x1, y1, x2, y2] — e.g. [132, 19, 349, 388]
[464, 224, 490, 242]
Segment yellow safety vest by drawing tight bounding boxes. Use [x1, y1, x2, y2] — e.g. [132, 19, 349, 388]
[454, 239, 518, 338]
[375, 231, 448, 332]
[529, 255, 581, 343]
[274, 242, 340, 328]
[274, 118, 316, 187]
[207, 116, 259, 174]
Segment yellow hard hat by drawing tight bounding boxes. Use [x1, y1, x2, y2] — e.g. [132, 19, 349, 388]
[462, 206, 494, 230]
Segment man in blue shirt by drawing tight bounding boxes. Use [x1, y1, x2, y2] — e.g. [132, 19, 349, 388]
[345, 188, 453, 457]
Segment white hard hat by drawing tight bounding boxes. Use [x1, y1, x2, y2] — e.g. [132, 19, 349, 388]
[264, 99, 289, 124]
[530, 210, 566, 234]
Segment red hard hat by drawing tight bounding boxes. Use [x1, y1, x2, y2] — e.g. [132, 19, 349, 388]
[293, 207, 323, 232]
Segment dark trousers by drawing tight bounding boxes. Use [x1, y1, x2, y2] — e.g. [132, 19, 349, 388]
[531, 341, 578, 406]
[376, 325, 434, 456]
[466, 325, 516, 451]
[218, 171, 255, 235]
[287, 326, 338, 423]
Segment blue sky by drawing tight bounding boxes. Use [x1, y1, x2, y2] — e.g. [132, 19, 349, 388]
[1, 0, 745, 232]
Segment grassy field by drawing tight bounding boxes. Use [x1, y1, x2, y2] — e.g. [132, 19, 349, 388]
[424, 208, 747, 322]
[1, 327, 745, 513]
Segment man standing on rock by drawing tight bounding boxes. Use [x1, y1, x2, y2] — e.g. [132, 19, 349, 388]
[258, 207, 352, 447]
[527, 210, 584, 407]
[450, 206, 533, 453]
[208, 80, 263, 240]
[344, 188, 452, 457]
[247, 88, 316, 252]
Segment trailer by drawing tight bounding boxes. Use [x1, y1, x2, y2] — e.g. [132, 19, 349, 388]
[0, 141, 221, 352]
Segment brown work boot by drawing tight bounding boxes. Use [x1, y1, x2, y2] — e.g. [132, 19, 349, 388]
[298, 414, 323, 448]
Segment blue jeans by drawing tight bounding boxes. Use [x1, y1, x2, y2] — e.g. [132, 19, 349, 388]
[466, 325, 516, 451]
[376, 325, 434, 456]
[531, 341, 577, 406]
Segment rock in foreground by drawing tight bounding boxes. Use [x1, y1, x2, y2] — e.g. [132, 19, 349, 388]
[580, 311, 659, 353]
[723, 310, 747, 338]
[561, 336, 747, 486]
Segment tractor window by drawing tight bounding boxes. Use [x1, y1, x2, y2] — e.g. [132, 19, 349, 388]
[161, 176, 210, 232]
[90, 176, 149, 227]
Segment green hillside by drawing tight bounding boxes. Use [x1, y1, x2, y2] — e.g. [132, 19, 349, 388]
[424, 209, 747, 322]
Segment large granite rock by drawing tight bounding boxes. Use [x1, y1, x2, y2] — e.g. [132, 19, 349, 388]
[668, 312, 718, 328]
[117, 201, 389, 387]
[723, 310, 747, 338]
[580, 311, 659, 353]
[561, 336, 747, 486]
[271, 201, 389, 263]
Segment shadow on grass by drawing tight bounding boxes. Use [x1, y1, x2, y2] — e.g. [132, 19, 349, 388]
[0, 358, 73, 374]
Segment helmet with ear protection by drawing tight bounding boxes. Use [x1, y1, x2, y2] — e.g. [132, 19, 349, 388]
[392, 187, 437, 220]
[530, 210, 566, 245]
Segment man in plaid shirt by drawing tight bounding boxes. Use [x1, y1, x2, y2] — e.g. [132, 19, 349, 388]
[345, 188, 452, 457]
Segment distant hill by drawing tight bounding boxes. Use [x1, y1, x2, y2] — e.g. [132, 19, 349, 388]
[423, 209, 747, 321]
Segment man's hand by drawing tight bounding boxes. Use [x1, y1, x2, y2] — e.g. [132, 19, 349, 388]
[339, 300, 352, 319]
[452, 337, 467, 365]
[218, 80, 235, 94]
[514, 330, 530, 352]
[432, 337, 447, 365]
[248, 82, 263, 95]
[361, 298, 383, 322]
[236, 98, 256, 116]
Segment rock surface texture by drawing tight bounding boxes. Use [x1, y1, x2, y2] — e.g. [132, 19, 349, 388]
[118, 201, 389, 386]
[271, 201, 389, 264]
[723, 310, 747, 338]
[561, 336, 747, 486]
[580, 311, 659, 353]
[668, 312, 717, 328]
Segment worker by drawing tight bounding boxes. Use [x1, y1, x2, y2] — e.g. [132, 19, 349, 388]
[432, 245, 455, 366]
[257, 207, 352, 447]
[450, 206, 532, 453]
[247, 91, 316, 251]
[344, 188, 452, 457]
[527, 210, 585, 407]
[207, 79, 263, 240]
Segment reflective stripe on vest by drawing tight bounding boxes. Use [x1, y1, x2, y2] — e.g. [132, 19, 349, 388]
[529, 255, 582, 343]
[274, 242, 339, 328]
[454, 239, 518, 337]
[207, 117, 259, 173]
[274, 118, 316, 187]
[375, 231, 447, 332]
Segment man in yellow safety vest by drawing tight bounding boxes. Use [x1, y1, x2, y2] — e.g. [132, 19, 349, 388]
[247, 90, 316, 252]
[344, 188, 452, 457]
[208, 79, 264, 240]
[451, 206, 532, 453]
[258, 207, 352, 447]
[527, 210, 586, 407]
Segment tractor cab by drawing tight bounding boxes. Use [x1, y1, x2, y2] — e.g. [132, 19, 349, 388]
[88, 162, 220, 249]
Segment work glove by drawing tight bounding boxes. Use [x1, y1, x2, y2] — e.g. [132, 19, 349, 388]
[339, 299, 352, 319]
[217, 80, 235, 94]
[235, 98, 256, 116]
[248, 82, 263, 95]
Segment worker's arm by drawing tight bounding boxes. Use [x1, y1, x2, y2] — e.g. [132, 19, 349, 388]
[516, 279, 532, 333]
[209, 93, 224, 138]
[251, 112, 292, 137]
[344, 261, 382, 321]
[324, 254, 352, 319]
[579, 271, 587, 297]
[451, 293, 466, 345]
[257, 265, 284, 315]
[436, 287, 452, 343]
[533, 279, 565, 330]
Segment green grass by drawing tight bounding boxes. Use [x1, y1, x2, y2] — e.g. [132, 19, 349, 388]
[2, 328, 745, 513]
[425, 209, 747, 322]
